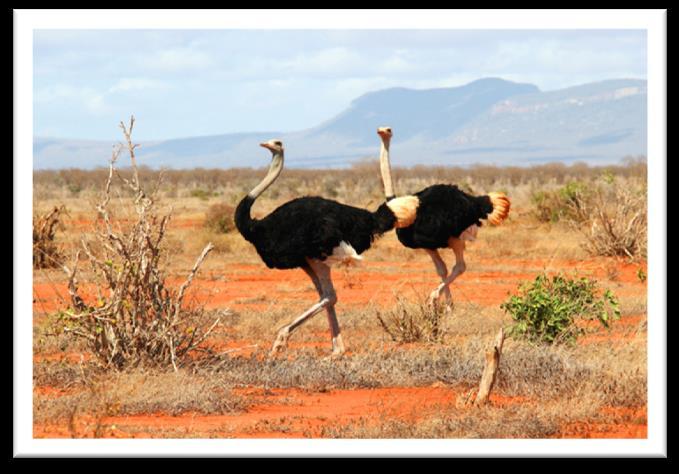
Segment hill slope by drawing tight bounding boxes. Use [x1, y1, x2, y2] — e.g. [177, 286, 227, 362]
[33, 78, 646, 169]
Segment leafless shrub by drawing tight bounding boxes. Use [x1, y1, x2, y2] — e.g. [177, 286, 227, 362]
[376, 298, 445, 343]
[33, 205, 66, 268]
[569, 177, 647, 259]
[203, 202, 235, 233]
[56, 117, 220, 371]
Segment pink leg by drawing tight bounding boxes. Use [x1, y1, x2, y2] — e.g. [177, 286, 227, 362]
[425, 249, 453, 307]
[270, 259, 344, 357]
[430, 238, 466, 304]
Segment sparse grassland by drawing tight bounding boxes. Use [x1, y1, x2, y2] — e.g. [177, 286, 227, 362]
[32, 159, 648, 439]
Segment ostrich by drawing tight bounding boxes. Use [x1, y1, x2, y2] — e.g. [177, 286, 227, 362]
[376, 127, 510, 308]
[235, 139, 419, 356]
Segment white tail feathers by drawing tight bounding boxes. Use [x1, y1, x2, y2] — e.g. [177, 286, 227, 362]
[487, 192, 511, 225]
[459, 224, 479, 242]
[326, 241, 363, 267]
[386, 195, 420, 228]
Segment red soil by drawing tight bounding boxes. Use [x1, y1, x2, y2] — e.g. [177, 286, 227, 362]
[33, 383, 645, 439]
[33, 257, 647, 316]
[557, 406, 647, 439]
[34, 385, 527, 438]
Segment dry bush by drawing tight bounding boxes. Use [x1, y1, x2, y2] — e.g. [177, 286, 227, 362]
[573, 177, 647, 259]
[203, 202, 235, 233]
[56, 117, 220, 371]
[33, 205, 66, 268]
[376, 298, 445, 343]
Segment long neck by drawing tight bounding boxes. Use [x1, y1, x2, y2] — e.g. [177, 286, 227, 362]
[379, 139, 395, 200]
[234, 151, 284, 240]
[249, 151, 284, 199]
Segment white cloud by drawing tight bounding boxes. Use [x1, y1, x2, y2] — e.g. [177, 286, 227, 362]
[34, 84, 109, 114]
[108, 78, 170, 94]
[33, 29, 647, 139]
[142, 47, 212, 72]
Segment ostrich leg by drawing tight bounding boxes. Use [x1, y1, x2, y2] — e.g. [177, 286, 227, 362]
[430, 238, 467, 305]
[310, 259, 344, 356]
[270, 260, 343, 357]
[426, 249, 453, 307]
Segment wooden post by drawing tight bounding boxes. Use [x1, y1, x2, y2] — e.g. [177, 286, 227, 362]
[474, 327, 505, 406]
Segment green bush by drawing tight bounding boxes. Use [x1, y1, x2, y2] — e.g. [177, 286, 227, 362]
[501, 273, 620, 346]
[531, 181, 590, 223]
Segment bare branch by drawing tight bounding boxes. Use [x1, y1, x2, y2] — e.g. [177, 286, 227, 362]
[174, 242, 214, 322]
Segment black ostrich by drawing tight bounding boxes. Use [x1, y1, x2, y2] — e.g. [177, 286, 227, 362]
[376, 127, 510, 308]
[235, 139, 419, 356]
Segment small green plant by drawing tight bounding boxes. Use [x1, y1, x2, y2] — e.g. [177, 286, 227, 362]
[637, 268, 647, 283]
[501, 273, 620, 345]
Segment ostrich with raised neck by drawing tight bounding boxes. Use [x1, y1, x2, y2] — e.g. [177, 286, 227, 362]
[235, 139, 419, 357]
[376, 127, 510, 308]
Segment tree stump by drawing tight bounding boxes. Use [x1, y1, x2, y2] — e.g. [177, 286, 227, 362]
[473, 327, 505, 406]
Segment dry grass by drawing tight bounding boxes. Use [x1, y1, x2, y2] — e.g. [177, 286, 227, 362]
[33, 205, 66, 268]
[376, 297, 446, 343]
[34, 368, 246, 428]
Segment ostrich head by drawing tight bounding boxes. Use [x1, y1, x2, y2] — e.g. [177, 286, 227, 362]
[260, 139, 284, 155]
[377, 127, 393, 143]
[248, 139, 284, 198]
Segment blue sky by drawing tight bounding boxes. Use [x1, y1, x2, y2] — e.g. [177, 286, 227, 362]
[33, 29, 647, 141]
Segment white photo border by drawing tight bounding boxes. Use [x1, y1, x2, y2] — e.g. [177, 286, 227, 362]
[14, 9, 667, 457]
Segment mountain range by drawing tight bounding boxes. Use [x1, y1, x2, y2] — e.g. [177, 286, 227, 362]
[33, 77, 647, 169]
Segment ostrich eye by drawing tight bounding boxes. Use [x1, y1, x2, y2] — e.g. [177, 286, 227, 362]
[274, 141, 282, 146]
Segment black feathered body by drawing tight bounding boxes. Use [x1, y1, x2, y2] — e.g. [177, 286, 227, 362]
[236, 195, 396, 269]
[396, 184, 493, 250]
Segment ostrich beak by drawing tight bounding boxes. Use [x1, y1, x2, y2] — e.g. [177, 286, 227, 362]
[260, 142, 274, 151]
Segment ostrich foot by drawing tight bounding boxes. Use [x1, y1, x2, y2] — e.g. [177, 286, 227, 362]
[330, 335, 346, 358]
[269, 326, 290, 357]
[428, 287, 444, 306]
[428, 287, 453, 314]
